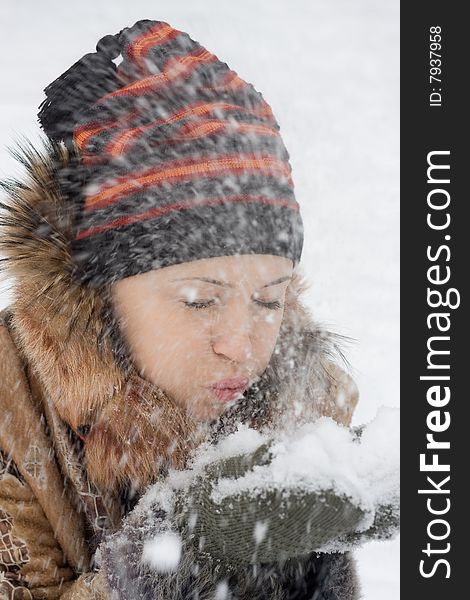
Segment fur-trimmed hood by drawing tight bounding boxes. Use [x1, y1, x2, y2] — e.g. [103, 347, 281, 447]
[0, 141, 358, 496]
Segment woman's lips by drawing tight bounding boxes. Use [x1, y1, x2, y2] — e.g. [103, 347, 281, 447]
[210, 387, 247, 402]
[212, 376, 249, 390]
[209, 376, 249, 402]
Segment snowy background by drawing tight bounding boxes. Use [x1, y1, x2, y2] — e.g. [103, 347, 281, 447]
[0, 0, 399, 597]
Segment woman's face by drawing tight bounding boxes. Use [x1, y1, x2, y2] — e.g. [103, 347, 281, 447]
[111, 254, 293, 422]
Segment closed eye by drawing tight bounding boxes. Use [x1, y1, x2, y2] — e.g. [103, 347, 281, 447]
[256, 300, 283, 310]
[183, 299, 283, 310]
[183, 300, 216, 310]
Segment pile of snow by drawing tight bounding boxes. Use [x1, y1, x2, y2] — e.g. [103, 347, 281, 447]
[138, 406, 399, 537]
[210, 407, 399, 517]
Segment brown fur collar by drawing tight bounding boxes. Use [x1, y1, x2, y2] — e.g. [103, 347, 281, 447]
[0, 141, 356, 493]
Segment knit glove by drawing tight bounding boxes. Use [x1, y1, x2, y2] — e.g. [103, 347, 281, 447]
[174, 440, 398, 569]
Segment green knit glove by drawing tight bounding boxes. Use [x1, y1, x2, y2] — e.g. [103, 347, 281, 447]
[340, 502, 399, 545]
[174, 442, 368, 569]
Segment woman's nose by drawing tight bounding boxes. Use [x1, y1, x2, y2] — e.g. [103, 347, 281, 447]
[210, 305, 253, 364]
[211, 331, 253, 364]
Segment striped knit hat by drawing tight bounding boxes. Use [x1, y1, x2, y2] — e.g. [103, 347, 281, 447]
[38, 19, 303, 287]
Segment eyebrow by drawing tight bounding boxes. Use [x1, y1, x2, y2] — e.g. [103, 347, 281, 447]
[170, 275, 292, 288]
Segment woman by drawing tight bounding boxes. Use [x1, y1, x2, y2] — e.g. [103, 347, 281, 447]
[0, 19, 366, 599]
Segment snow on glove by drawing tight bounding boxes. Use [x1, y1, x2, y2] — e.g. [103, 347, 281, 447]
[175, 442, 365, 569]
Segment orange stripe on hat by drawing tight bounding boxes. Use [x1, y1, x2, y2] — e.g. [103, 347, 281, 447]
[100, 48, 216, 102]
[206, 70, 246, 93]
[74, 108, 141, 153]
[172, 120, 278, 141]
[128, 22, 180, 62]
[84, 155, 293, 211]
[74, 122, 110, 152]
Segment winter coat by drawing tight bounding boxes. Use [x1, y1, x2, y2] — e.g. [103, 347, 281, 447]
[0, 143, 361, 600]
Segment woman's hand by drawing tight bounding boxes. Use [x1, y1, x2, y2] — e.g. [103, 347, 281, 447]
[177, 417, 398, 568]
[177, 443, 367, 569]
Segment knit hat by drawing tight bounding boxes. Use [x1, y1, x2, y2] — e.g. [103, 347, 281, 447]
[38, 19, 304, 287]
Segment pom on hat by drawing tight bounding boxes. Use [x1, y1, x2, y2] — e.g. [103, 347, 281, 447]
[38, 33, 122, 147]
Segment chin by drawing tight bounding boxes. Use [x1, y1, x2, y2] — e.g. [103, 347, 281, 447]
[193, 407, 224, 423]
[186, 399, 227, 423]
[184, 386, 243, 422]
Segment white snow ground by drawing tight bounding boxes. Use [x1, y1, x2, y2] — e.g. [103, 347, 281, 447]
[0, 1, 399, 598]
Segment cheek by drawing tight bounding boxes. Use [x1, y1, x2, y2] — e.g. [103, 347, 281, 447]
[252, 310, 284, 360]
[131, 312, 210, 379]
